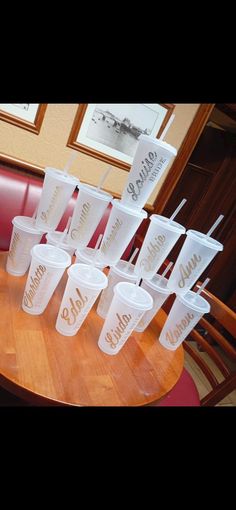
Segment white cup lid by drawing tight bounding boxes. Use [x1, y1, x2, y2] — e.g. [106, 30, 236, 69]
[75, 247, 105, 269]
[12, 216, 45, 235]
[138, 134, 177, 156]
[111, 199, 148, 219]
[46, 231, 74, 251]
[114, 281, 153, 310]
[142, 274, 173, 295]
[177, 290, 211, 314]
[31, 244, 71, 268]
[78, 182, 113, 202]
[68, 263, 107, 290]
[186, 230, 223, 251]
[150, 214, 186, 234]
[110, 260, 137, 280]
[45, 167, 80, 186]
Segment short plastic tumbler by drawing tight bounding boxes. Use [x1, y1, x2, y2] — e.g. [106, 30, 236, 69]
[6, 216, 45, 276]
[134, 215, 185, 280]
[159, 290, 210, 351]
[98, 281, 153, 355]
[121, 135, 177, 210]
[22, 244, 71, 315]
[75, 247, 106, 270]
[55, 263, 108, 336]
[97, 199, 147, 266]
[35, 167, 79, 232]
[46, 231, 75, 256]
[167, 230, 223, 296]
[67, 183, 112, 249]
[135, 274, 173, 333]
[96, 259, 138, 319]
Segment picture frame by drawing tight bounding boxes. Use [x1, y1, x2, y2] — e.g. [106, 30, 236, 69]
[67, 103, 175, 171]
[0, 103, 47, 134]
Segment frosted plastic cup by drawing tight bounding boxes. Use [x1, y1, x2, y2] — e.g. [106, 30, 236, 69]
[75, 247, 106, 269]
[135, 274, 173, 332]
[6, 216, 45, 276]
[134, 214, 185, 280]
[67, 183, 112, 249]
[46, 231, 75, 256]
[22, 244, 71, 315]
[55, 263, 108, 336]
[97, 199, 147, 266]
[98, 281, 153, 355]
[96, 259, 138, 319]
[35, 167, 79, 232]
[167, 230, 224, 296]
[121, 135, 177, 210]
[159, 290, 210, 351]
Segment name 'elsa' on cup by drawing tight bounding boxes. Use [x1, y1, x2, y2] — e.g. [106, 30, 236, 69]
[120, 134, 177, 210]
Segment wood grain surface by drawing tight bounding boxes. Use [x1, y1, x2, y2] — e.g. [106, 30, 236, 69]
[0, 253, 184, 406]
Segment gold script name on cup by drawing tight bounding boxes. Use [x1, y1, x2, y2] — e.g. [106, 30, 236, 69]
[126, 152, 167, 202]
[61, 287, 88, 326]
[40, 185, 62, 224]
[165, 311, 195, 345]
[178, 254, 202, 289]
[8, 231, 21, 266]
[23, 265, 47, 308]
[139, 234, 166, 272]
[105, 312, 132, 349]
[70, 202, 91, 241]
[100, 218, 123, 255]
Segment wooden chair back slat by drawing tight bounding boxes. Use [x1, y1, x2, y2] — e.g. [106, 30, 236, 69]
[200, 317, 236, 361]
[183, 341, 218, 388]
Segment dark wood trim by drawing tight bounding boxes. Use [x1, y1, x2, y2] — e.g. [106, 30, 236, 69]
[153, 104, 215, 214]
[67, 103, 175, 172]
[0, 104, 47, 134]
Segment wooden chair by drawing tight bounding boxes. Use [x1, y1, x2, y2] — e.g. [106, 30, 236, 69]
[149, 282, 236, 406]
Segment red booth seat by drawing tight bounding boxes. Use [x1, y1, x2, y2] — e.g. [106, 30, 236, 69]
[0, 164, 134, 259]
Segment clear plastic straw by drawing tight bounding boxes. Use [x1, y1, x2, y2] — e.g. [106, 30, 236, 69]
[87, 233, 103, 277]
[56, 216, 72, 248]
[194, 277, 210, 300]
[169, 198, 187, 222]
[63, 151, 78, 175]
[159, 114, 175, 141]
[160, 261, 173, 279]
[32, 205, 38, 226]
[130, 277, 142, 300]
[97, 166, 112, 192]
[206, 215, 224, 237]
[125, 247, 139, 272]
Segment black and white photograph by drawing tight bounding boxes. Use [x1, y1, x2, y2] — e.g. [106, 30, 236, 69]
[0, 103, 47, 134]
[67, 103, 175, 170]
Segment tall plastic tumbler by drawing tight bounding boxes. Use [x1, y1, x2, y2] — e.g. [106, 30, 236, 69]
[46, 231, 75, 256]
[121, 135, 177, 210]
[55, 263, 108, 336]
[67, 183, 112, 249]
[159, 290, 210, 351]
[98, 281, 153, 355]
[6, 216, 45, 276]
[97, 199, 147, 267]
[22, 244, 71, 315]
[35, 167, 79, 232]
[167, 230, 223, 296]
[135, 274, 173, 332]
[134, 215, 185, 280]
[96, 259, 138, 319]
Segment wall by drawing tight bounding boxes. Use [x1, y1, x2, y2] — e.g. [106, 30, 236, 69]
[0, 103, 200, 208]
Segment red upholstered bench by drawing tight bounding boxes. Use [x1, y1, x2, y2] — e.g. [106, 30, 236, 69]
[0, 163, 134, 258]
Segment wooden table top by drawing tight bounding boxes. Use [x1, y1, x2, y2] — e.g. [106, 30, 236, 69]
[0, 252, 184, 406]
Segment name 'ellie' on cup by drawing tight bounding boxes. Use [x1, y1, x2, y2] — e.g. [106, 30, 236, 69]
[6, 216, 45, 276]
[98, 281, 153, 355]
[55, 263, 108, 336]
[159, 290, 210, 351]
[22, 244, 71, 315]
[120, 135, 177, 211]
[67, 183, 112, 250]
[97, 199, 147, 267]
[35, 167, 80, 232]
[134, 215, 185, 280]
[167, 230, 223, 296]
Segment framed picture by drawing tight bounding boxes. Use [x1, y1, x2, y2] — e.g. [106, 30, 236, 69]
[0, 103, 47, 134]
[67, 103, 175, 171]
